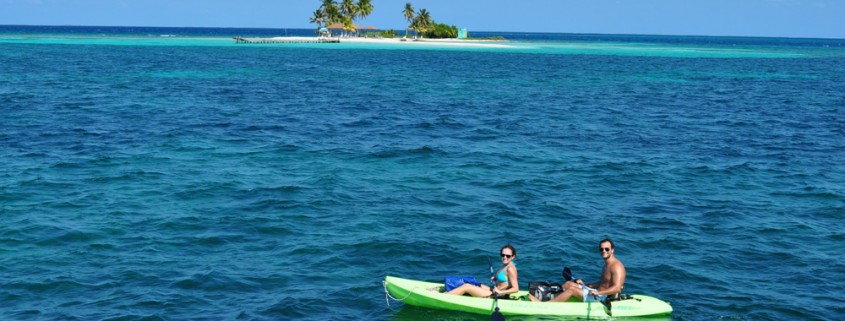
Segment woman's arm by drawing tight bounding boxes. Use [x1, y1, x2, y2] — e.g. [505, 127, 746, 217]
[498, 265, 520, 295]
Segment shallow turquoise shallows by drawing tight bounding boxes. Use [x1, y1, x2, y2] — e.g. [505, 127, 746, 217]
[1, 26, 844, 321]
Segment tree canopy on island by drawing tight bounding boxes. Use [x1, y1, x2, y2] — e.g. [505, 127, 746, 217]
[310, 0, 459, 39]
[310, 0, 374, 36]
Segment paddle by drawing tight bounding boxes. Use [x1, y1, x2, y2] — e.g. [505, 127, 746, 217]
[488, 257, 506, 321]
[562, 267, 574, 282]
[563, 266, 613, 316]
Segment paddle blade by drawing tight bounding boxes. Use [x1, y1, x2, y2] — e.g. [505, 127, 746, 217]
[491, 308, 505, 321]
[563, 267, 573, 281]
[601, 298, 612, 316]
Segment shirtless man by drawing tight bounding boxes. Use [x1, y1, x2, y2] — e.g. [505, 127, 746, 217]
[547, 238, 626, 302]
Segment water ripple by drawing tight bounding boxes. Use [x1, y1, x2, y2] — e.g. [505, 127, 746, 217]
[2, 32, 844, 321]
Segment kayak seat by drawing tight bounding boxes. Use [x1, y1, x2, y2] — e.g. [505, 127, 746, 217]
[607, 293, 638, 302]
[606, 286, 624, 301]
[493, 293, 517, 300]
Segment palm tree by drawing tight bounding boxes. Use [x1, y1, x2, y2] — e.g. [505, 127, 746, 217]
[340, 0, 357, 16]
[309, 9, 326, 34]
[357, 0, 374, 26]
[413, 8, 432, 39]
[321, 0, 339, 24]
[342, 16, 356, 36]
[402, 3, 415, 38]
[339, 0, 357, 36]
[319, 0, 340, 36]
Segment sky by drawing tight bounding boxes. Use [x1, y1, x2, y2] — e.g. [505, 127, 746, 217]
[2, 0, 843, 39]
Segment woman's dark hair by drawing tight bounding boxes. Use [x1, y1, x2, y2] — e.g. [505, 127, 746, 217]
[501, 244, 516, 257]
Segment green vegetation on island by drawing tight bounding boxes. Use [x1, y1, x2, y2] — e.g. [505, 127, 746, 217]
[309, 1, 502, 40]
[402, 3, 453, 39]
[310, 0, 374, 37]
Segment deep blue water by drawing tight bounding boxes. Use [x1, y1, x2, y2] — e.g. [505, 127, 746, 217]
[1, 25, 844, 321]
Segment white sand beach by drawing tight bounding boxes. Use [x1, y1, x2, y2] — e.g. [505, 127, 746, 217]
[263, 36, 515, 48]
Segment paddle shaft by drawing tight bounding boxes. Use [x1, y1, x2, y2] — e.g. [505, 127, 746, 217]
[488, 257, 505, 321]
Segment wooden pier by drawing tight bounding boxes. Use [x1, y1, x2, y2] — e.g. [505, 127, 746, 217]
[233, 37, 340, 44]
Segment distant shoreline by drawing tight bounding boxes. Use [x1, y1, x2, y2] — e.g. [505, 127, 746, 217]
[258, 36, 516, 48]
[2, 25, 845, 41]
[2, 26, 843, 48]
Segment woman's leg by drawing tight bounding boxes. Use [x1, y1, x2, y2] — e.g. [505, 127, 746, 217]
[448, 283, 492, 297]
[563, 281, 580, 292]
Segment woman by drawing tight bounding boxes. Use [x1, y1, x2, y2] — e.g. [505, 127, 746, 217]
[447, 244, 519, 298]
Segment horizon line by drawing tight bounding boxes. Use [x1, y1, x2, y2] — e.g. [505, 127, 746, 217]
[2, 24, 844, 41]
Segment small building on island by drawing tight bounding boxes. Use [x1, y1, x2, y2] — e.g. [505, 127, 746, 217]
[457, 28, 468, 39]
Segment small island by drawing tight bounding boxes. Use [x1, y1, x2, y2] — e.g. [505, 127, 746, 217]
[310, 1, 460, 39]
[234, 1, 506, 46]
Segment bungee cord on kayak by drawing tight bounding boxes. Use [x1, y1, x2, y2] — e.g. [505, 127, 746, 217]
[383, 280, 415, 308]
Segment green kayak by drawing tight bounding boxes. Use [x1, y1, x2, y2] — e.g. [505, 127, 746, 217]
[384, 275, 672, 318]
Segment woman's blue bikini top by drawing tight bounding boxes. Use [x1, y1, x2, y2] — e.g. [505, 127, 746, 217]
[496, 263, 515, 283]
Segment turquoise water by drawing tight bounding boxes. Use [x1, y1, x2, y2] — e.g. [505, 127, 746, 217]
[1, 26, 844, 321]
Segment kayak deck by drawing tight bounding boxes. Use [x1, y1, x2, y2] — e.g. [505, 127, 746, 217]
[384, 275, 673, 318]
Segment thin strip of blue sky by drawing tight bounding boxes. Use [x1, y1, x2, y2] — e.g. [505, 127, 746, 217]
[1, 0, 842, 39]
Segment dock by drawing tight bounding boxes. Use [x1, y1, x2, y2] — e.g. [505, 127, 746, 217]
[233, 37, 340, 44]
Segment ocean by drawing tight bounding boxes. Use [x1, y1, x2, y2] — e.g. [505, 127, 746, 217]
[1, 26, 843, 321]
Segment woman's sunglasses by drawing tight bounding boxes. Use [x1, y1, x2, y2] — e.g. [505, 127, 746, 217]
[500, 253, 513, 259]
